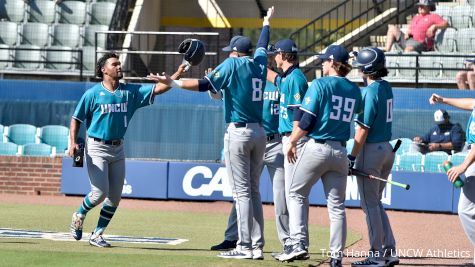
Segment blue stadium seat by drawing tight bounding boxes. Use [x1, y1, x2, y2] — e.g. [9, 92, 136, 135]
[423, 151, 449, 173]
[39, 125, 69, 153]
[0, 21, 19, 46]
[395, 152, 423, 172]
[22, 143, 53, 157]
[6, 124, 38, 145]
[28, 0, 57, 24]
[0, 0, 26, 22]
[58, 0, 86, 25]
[0, 142, 19, 156]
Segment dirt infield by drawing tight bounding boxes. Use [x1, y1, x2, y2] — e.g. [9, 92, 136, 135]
[0, 193, 472, 266]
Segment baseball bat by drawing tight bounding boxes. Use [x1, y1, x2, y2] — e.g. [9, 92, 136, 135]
[350, 168, 411, 190]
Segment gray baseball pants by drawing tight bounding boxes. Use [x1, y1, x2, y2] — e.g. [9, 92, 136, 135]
[224, 136, 287, 244]
[85, 137, 125, 207]
[355, 142, 396, 255]
[287, 139, 348, 260]
[459, 156, 475, 264]
[224, 123, 266, 251]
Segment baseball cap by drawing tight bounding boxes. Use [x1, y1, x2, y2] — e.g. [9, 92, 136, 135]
[434, 109, 449, 123]
[319, 45, 350, 64]
[222, 36, 252, 53]
[415, 0, 436, 11]
[465, 58, 475, 64]
[274, 38, 298, 53]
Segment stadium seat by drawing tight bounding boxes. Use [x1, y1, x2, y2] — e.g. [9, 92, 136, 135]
[45, 46, 74, 70]
[14, 45, 42, 69]
[435, 28, 457, 53]
[423, 151, 449, 173]
[5, 124, 37, 145]
[346, 138, 354, 153]
[385, 52, 399, 77]
[450, 151, 468, 167]
[449, 5, 473, 30]
[0, 142, 19, 156]
[398, 52, 418, 78]
[419, 51, 443, 79]
[434, 5, 452, 25]
[84, 24, 109, 48]
[52, 24, 80, 48]
[442, 52, 470, 79]
[0, 0, 26, 22]
[39, 125, 69, 153]
[456, 28, 475, 53]
[0, 124, 3, 140]
[90, 2, 116, 25]
[0, 21, 19, 46]
[0, 44, 11, 69]
[21, 23, 50, 47]
[81, 45, 104, 70]
[58, 0, 86, 25]
[395, 152, 423, 172]
[22, 143, 53, 157]
[468, 0, 475, 8]
[27, 0, 56, 24]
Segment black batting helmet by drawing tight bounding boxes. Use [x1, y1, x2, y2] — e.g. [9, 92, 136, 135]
[352, 47, 386, 75]
[178, 39, 205, 69]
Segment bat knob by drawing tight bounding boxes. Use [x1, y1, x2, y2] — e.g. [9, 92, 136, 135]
[405, 185, 411, 190]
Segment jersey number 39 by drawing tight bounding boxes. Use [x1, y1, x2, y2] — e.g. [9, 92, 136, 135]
[329, 95, 355, 122]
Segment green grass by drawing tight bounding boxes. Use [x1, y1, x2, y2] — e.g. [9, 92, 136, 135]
[0, 203, 360, 267]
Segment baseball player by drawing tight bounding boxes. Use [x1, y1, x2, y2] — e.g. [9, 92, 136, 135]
[266, 38, 309, 259]
[148, 7, 274, 259]
[348, 47, 399, 267]
[68, 52, 185, 247]
[210, 46, 287, 259]
[280, 45, 362, 267]
[429, 93, 475, 266]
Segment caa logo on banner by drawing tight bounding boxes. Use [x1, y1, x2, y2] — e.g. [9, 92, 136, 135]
[182, 166, 232, 197]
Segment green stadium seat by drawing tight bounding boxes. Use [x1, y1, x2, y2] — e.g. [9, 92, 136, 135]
[0, 21, 19, 46]
[0, 142, 19, 156]
[58, 0, 86, 25]
[423, 151, 449, 173]
[14, 45, 42, 69]
[52, 24, 80, 48]
[84, 24, 109, 48]
[28, 0, 57, 24]
[0, 0, 26, 22]
[6, 124, 38, 145]
[39, 125, 69, 153]
[46, 46, 74, 70]
[395, 152, 423, 172]
[21, 23, 50, 47]
[22, 143, 53, 157]
[90, 2, 116, 26]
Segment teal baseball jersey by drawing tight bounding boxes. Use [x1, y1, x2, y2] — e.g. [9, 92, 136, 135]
[206, 47, 267, 123]
[300, 76, 362, 141]
[73, 82, 154, 140]
[275, 66, 308, 134]
[262, 81, 280, 135]
[466, 107, 475, 144]
[355, 80, 393, 143]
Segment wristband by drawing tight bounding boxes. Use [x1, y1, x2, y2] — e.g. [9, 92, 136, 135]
[170, 80, 183, 88]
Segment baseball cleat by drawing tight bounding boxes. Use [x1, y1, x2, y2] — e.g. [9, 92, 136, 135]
[89, 232, 111, 248]
[330, 258, 343, 267]
[278, 243, 307, 262]
[252, 248, 264, 260]
[70, 212, 85, 241]
[351, 258, 386, 267]
[385, 256, 400, 266]
[217, 248, 252, 259]
[210, 239, 237, 251]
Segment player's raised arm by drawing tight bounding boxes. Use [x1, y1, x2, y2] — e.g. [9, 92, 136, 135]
[255, 6, 274, 50]
[429, 93, 475, 111]
[151, 64, 187, 95]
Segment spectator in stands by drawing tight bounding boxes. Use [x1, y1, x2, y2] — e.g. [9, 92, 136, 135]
[456, 59, 475, 90]
[384, 0, 448, 52]
[412, 109, 465, 154]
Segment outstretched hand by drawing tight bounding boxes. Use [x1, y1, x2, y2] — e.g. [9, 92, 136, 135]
[429, 93, 443, 105]
[263, 6, 274, 26]
[147, 72, 172, 85]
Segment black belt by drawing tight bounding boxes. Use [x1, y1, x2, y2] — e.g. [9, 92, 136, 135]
[266, 133, 282, 142]
[92, 138, 122, 146]
[233, 122, 262, 128]
[314, 139, 346, 147]
[282, 132, 292, 137]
